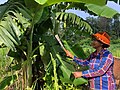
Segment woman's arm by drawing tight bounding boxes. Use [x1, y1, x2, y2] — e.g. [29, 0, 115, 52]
[65, 49, 90, 66]
[73, 56, 90, 66]
[82, 52, 113, 78]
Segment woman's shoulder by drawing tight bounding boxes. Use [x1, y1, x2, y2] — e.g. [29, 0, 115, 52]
[103, 49, 113, 57]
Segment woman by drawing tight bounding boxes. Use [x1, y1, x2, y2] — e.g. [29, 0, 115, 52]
[65, 32, 116, 90]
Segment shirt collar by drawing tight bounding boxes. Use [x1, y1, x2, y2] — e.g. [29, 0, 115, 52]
[91, 48, 107, 59]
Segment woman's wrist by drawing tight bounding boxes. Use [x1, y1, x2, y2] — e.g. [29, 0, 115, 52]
[72, 72, 82, 78]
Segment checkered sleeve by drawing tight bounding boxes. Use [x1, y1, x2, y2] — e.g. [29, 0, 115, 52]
[82, 52, 113, 78]
[73, 56, 90, 66]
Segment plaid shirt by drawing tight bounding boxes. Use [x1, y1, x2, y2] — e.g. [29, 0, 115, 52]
[73, 49, 116, 90]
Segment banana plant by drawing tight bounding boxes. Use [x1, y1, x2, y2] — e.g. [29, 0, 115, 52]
[0, 0, 44, 89]
[35, 0, 119, 18]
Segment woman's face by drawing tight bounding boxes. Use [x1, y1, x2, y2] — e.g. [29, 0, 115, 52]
[91, 38, 103, 49]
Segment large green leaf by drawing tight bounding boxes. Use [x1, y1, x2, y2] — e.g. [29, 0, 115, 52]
[57, 65, 72, 84]
[24, 0, 42, 12]
[72, 44, 86, 59]
[24, 0, 44, 24]
[59, 65, 72, 83]
[86, 4, 119, 18]
[59, 65, 88, 85]
[62, 40, 77, 57]
[35, 0, 106, 7]
[33, 8, 44, 24]
[56, 54, 75, 73]
[42, 33, 88, 86]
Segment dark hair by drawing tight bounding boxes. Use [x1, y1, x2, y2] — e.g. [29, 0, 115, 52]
[97, 39, 110, 48]
[102, 44, 109, 48]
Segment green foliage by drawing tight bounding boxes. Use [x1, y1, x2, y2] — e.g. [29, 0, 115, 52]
[56, 41, 88, 86]
[34, 0, 47, 5]
[72, 44, 87, 59]
[63, 40, 87, 59]
[0, 48, 12, 81]
[0, 75, 17, 90]
[111, 39, 120, 44]
[0, 6, 30, 51]
[109, 41, 120, 57]
[59, 65, 73, 84]
[41, 35, 88, 89]
[50, 53, 59, 90]
[7, 64, 21, 72]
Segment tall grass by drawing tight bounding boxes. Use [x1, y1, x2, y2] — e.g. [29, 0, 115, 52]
[110, 39, 120, 57]
[109, 44, 120, 57]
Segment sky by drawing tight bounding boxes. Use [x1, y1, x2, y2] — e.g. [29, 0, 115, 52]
[0, 0, 120, 19]
[0, 0, 7, 4]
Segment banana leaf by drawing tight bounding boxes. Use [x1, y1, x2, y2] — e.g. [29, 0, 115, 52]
[86, 4, 119, 18]
[59, 65, 73, 84]
[71, 44, 86, 59]
[63, 40, 87, 59]
[62, 40, 76, 56]
[35, 0, 106, 6]
[59, 65, 88, 85]
[73, 77, 88, 86]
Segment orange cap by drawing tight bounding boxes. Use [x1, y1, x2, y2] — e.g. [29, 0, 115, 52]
[92, 32, 110, 46]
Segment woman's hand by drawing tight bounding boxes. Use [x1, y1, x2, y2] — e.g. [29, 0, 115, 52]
[64, 49, 74, 59]
[72, 72, 82, 78]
